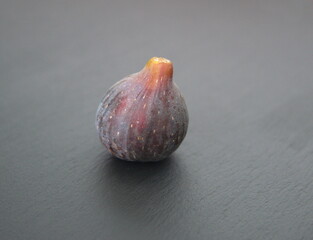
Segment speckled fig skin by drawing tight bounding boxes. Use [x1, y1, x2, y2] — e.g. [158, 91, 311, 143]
[96, 57, 188, 162]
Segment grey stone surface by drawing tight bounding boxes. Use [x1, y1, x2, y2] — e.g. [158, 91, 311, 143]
[1, 0, 313, 239]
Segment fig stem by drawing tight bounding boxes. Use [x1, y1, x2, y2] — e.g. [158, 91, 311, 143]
[144, 57, 173, 87]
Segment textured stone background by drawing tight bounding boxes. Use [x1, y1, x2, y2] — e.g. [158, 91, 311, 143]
[1, 0, 313, 239]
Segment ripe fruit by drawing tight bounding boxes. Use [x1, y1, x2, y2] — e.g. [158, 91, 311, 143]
[96, 57, 188, 162]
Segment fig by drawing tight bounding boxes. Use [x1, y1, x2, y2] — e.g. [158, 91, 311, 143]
[96, 57, 188, 162]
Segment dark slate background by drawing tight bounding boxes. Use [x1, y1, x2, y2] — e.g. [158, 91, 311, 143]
[1, 0, 313, 239]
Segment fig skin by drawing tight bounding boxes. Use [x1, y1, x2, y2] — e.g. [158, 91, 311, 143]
[96, 57, 188, 162]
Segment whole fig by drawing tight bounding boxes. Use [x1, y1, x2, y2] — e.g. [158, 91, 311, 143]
[96, 57, 188, 162]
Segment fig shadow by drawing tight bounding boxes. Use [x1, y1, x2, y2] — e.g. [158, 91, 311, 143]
[97, 153, 185, 223]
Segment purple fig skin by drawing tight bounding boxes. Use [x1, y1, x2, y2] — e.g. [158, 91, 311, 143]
[96, 57, 188, 162]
